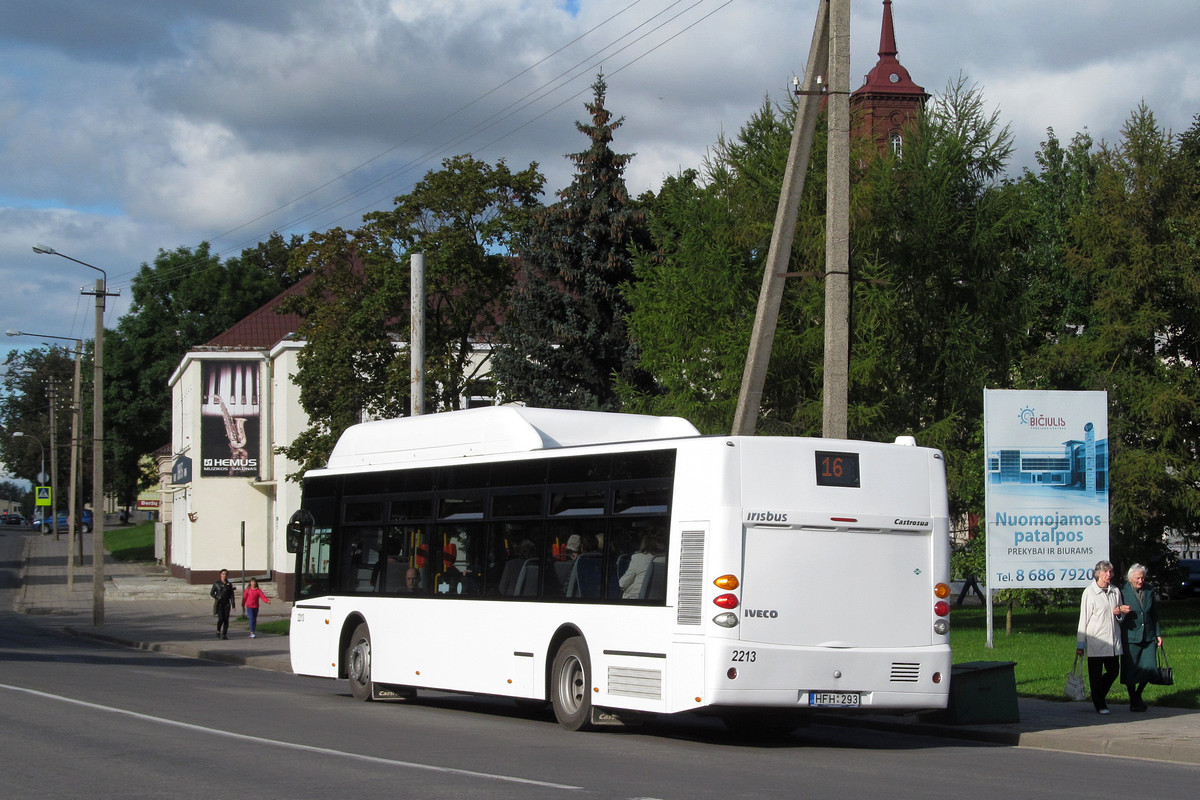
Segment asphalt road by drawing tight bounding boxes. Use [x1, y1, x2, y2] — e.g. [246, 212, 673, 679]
[3, 527, 1199, 799]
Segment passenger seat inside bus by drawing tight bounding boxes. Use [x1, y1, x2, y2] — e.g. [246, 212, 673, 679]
[640, 557, 667, 600]
[512, 559, 540, 596]
[565, 552, 603, 599]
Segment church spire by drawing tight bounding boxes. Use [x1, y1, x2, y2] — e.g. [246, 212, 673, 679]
[878, 0, 898, 58]
[856, 0, 925, 98]
[851, 0, 928, 154]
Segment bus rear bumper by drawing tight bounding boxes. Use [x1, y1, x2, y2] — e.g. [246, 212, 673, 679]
[703, 643, 951, 711]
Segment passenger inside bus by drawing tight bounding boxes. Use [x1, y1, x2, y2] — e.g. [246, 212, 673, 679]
[555, 533, 599, 594]
[619, 531, 666, 600]
[402, 567, 421, 593]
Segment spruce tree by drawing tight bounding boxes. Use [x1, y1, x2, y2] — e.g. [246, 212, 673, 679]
[494, 75, 646, 410]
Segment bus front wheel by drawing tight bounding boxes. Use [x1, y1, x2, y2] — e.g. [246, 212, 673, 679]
[551, 637, 594, 731]
[347, 623, 373, 701]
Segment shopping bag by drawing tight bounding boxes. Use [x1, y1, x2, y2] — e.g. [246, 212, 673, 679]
[1152, 643, 1173, 686]
[1065, 655, 1087, 701]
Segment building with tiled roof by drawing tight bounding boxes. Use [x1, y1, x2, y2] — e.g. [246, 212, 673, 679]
[164, 280, 310, 597]
[163, 271, 498, 598]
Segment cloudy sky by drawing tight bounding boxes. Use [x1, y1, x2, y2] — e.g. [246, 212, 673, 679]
[2, 0, 1198, 352]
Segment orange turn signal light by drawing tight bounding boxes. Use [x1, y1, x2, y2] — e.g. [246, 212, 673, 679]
[714, 574, 740, 590]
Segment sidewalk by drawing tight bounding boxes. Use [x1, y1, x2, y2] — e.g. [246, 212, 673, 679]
[14, 531, 1200, 762]
[15, 529, 293, 673]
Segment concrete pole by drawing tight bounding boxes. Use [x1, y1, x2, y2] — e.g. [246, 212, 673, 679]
[67, 339, 81, 591]
[732, 0, 830, 435]
[410, 253, 426, 416]
[49, 385, 59, 540]
[92, 277, 105, 626]
[822, 0, 851, 440]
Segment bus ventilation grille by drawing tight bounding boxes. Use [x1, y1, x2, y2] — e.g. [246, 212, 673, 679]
[676, 528, 705, 626]
[608, 666, 663, 700]
[889, 663, 921, 682]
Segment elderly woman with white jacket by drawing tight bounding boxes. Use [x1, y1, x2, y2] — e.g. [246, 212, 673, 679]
[1076, 560, 1131, 714]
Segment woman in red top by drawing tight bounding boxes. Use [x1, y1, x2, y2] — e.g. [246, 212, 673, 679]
[242, 578, 271, 638]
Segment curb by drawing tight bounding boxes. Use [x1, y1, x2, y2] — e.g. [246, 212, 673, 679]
[816, 711, 1200, 764]
[64, 626, 295, 674]
[814, 712, 1022, 746]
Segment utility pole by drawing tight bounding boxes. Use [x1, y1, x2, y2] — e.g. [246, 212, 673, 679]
[49, 384, 60, 540]
[823, 0, 851, 440]
[67, 339, 82, 586]
[82, 276, 120, 625]
[732, 0, 852, 438]
[410, 252, 426, 416]
[32, 245, 119, 624]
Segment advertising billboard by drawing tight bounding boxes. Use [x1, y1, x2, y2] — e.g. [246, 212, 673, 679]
[984, 389, 1109, 590]
[200, 361, 260, 479]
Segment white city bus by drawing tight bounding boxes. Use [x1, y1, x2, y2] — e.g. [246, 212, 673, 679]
[287, 406, 951, 731]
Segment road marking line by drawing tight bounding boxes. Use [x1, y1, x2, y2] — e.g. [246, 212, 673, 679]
[0, 682, 581, 790]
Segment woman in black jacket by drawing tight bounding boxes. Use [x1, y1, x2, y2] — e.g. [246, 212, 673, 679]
[1121, 563, 1163, 712]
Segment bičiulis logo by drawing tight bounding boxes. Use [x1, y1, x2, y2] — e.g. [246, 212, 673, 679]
[1017, 406, 1066, 429]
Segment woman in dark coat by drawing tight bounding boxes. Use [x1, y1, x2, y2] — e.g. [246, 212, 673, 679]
[1121, 563, 1163, 712]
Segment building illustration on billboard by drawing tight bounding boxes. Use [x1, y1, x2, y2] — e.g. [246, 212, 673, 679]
[200, 361, 260, 478]
[983, 390, 1109, 591]
[986, 419, 1108, 495]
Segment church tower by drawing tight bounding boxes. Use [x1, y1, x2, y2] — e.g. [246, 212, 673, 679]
[850, 0, 928, 156]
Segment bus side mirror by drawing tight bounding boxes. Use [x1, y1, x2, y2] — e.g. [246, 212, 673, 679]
[286, 509, 313, 554]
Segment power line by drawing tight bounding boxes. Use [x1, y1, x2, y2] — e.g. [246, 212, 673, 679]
[108, 0, 733, 294]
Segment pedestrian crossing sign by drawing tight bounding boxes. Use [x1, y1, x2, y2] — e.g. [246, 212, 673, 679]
[35, 486, 51, 506]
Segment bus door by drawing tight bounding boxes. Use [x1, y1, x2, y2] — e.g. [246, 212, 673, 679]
[289, 513, 338, 677]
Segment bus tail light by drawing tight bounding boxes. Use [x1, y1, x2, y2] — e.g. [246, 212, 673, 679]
[932, 671, 943, 684]
[714, 593, 739, 609]
[934, 582, 950, 599]
[933, 619, 949, 635]
[934, 601, 950, 617]
[713, 612, 738, 628]
[713, 574, 740, 590]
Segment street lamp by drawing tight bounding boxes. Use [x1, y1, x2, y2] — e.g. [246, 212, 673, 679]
[11, 431, 50, 532]
[12, 431, 45, 483]
[7, 330, 84, 586]
[33, 245, 119, 626]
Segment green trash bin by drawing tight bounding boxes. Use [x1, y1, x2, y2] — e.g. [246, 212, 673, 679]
[937, 661, 1020, 724]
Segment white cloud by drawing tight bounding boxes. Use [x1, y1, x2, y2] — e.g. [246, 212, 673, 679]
[1, 0, 1198, 345]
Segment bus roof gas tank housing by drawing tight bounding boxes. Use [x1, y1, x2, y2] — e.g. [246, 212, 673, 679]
[325, 406, 700, 470]
[734, 436, 948, 649]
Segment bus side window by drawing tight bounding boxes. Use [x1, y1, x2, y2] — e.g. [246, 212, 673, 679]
[613, 520, 668, 602]
[491, 523, 541, 597]
[435, 524, 482, 596]
[341, 527, 383, 593]
[606, 523, 641, 600]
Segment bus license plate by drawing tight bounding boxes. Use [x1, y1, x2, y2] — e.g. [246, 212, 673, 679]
[809, 692, 860, 708]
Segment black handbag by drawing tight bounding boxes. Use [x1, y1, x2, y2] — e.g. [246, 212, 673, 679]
[1152, 642, 1173, 686]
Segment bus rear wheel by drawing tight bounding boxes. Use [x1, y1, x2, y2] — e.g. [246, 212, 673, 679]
[347, 623, 373, 701]
[551, 637, 594, 731]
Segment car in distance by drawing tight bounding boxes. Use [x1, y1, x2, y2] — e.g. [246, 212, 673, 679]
[2, 512, 24, 525]
[1177, 559, 1200, 598]
[35, 509, 94, 533]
